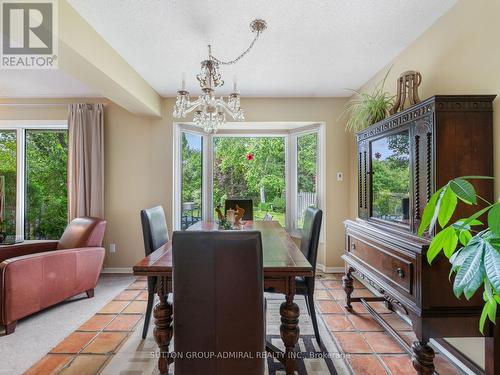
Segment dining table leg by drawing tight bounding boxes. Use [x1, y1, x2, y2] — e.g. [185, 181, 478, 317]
[280, 277, 300, 375]
[153, 276, 173, 375]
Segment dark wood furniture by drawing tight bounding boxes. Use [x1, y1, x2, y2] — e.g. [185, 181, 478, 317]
[133, 220, 313, 375]
[343, 95, 498, 375]
[172, 230, 265, 374]
[139, 206, 169, 339]
[265, 207, 323, 346]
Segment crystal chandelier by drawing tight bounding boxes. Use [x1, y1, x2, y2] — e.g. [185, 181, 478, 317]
[173, 19, 267, 133]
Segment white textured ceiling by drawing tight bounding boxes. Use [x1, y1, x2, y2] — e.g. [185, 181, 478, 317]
[0, 70, 100, 98]
[68, 0, 457, 97]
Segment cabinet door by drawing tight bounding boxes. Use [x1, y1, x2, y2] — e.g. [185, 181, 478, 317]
[358, 140, 369, 219]
[412, 114, 435, 234]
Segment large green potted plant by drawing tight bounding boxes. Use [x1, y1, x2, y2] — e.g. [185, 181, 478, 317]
[418, 176, 500, 333]
[341, 70, 395, 132]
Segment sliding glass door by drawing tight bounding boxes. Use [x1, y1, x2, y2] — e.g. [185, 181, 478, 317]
[180, 131, 203, 230]
[295, 132, 318, 229]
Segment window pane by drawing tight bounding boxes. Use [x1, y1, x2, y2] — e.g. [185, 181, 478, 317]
[213, 137, 286, 227]
[371, 131, 410, 224]
[181, 132, 203, 230]
[25, 130, 68, 240]
[296, 133, 318, 229]
[0, 130, 17, 242]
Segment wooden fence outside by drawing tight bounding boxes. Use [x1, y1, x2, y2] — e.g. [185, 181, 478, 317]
[297, 191, 316, 222]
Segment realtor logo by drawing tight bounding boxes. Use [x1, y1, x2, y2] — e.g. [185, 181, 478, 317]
[1, 0, 58, 69]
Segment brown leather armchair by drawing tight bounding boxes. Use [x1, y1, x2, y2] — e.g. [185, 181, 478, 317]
[0, 217, 106, 335]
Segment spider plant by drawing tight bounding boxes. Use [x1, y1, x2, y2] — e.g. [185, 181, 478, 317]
[341, 69, 395, 132]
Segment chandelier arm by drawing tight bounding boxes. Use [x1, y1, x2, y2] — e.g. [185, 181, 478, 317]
[216, 99, 237, 115]
[184, 99, 203, 114]
[217, 100, 244, 121]
[209, 31, 261, 66]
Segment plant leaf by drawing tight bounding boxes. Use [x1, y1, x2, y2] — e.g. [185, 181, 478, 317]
[453, 243, 485, 298]
[450, 178, 477, 205]
[458, 230, 473, 246]
[488, 203, 500, 237]
[487, 299, 497, 323]
[450, 241, 481, 270]
[443, 228, 459, 258]
[438, 188, 458, 228]
[484, 241, 500, 293]
[418, 187, 444, 236]
[427, 226, 455, 264]
[456, 205, 493, 231]
[464, 263, 485, 300]
[480, 302, 489, 334]
[460, 176, 495, 180]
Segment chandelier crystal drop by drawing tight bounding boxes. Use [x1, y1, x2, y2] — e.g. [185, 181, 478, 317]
[172, 19, 267, 133]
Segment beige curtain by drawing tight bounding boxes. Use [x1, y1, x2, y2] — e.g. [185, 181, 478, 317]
[68, 103, 105, 220]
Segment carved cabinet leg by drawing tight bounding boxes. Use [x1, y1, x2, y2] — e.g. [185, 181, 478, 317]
[153, 277, 173, 375]
[342, 267, 354, 311]
[485, 320, 499, 375]
[412, 341, 435, 375]
[280, 279, 300, 375]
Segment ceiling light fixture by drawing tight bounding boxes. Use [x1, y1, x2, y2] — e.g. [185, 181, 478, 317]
[173, 19, 267, 133]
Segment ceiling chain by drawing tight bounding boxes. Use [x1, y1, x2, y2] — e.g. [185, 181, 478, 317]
[209, 19, 267, 65]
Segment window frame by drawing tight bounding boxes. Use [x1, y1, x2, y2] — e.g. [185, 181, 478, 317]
[0, 120, 68, 239]
[173, 122, 325, 236]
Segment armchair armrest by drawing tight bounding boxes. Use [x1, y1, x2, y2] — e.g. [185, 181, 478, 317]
[0, 240, 59, 263]
[0, 247, 105, 325]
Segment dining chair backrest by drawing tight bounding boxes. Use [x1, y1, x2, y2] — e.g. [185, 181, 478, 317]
[172, 230, 265, 375]
[224, 199, 253, 220]
[140, 206, 169, 256]
[300, 207, 323, 272]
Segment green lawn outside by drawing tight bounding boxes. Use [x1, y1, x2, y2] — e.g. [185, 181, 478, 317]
[253, 209, 286, 227]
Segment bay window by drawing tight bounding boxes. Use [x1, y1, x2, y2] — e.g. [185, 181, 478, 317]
[174, 123, 324, 235]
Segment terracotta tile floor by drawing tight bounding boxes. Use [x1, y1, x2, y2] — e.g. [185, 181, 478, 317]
[25, 273, 467, 375]
[24, 276, 148, 375]
[315, 273, 466, 375]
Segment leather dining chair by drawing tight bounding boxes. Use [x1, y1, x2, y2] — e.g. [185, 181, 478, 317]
[224, 199, 253, 220]
[140, 206, 169, 339]
[265, 206, 323, 345]
[172, 230, 265, 375]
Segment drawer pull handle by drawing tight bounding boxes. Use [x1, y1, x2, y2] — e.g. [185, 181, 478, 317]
[350, 243, 356, 251]
[396, 268, 405, 278]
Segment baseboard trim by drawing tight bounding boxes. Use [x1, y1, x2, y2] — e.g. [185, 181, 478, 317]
[316, 264, 344, 274]
[101, 267, 133, 274]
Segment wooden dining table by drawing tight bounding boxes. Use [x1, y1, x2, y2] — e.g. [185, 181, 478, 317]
[133, 220, 314, 375]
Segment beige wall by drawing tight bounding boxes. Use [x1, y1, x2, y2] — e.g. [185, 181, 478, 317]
[0, 97, 351, 270]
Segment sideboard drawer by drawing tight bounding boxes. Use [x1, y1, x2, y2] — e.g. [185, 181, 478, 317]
[347, 235, 414, 295]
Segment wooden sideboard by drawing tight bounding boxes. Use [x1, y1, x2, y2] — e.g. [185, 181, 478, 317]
[342, 95, 498, 374]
